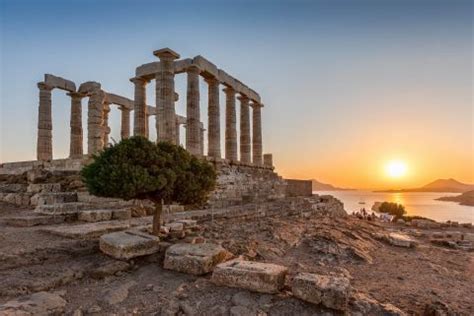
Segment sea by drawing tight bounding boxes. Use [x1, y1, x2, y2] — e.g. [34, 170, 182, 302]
[314, 190, 474, 224]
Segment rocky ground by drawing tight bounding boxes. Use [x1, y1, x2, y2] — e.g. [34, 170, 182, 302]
[0, 201, 473, 315]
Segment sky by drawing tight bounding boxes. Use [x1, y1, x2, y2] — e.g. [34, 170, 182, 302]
[0, 0, 472, 189]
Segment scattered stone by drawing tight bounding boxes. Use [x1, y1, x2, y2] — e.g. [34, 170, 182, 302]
[89, 260, 130, 279]
[100, 230, 160, 260]
[388, 233, 417, 248]
[166, 222, 184, 232]
[350, 292, 406, 315]
[176, 219, 198, 228]
[0, 291, 66, 315]
[211, 259, 287, 293]
[104, 281, 136, 305]
[164, 243, 231, 275]
[291, 272, 351, 311]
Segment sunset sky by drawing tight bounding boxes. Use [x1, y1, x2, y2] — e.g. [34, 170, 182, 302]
[1, 0, 472, 189]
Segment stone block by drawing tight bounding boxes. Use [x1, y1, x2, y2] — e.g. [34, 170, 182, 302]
[291, 273, 351, 311]
[164, 243, 231, 275]
[43, 220, 130, 239]
[78, 81, 101, 94]
[106, 93, 134, 110]
[78, 209, 113, 222]
[35, 202, 88, 215]
[27, 183, 61, 193]
[44, 73, 76, 92]
[112, 209, 132, 220]
[218, 69, 237, 88]
[166, 222, 184, 232]
[4, 215, 65, 227]
[36, 192, 78, 205]
[174, 58, 192, 73]
[211, 259, 287, 293]
[192, 55, 218, 78]
[100, 231, 160, 260]
[135, 61, 160, 77]
[176, 219, 197, 228]
[388, 233, 417, 248]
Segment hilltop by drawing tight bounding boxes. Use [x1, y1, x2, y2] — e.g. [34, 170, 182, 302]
[437, 190, 474, 206]
[376, 178, 474, 193]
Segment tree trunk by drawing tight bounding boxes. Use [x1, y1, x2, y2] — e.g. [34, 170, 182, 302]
[152, 200, 163, 236]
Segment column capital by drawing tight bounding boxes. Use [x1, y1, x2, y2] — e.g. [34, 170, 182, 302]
[119, 106, 132, 112]
[153, 48, 180, 60]
[223, 86, 236, 95]
[250, 101, 264, 108]
[37, 82, 53, 91]
[237, 94, 249, 102]
[130, 77, 149, 85]
[186, 65, 201, 74]
[67, 91, 86, 98]
[204, 76, 219, 85]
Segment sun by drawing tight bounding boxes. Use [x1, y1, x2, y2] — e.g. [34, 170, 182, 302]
[386, 160, 407, 178]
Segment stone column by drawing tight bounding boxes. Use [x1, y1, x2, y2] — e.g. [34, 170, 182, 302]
[145, 112, 153, 139]
[263, 153, 273, 167]
[223, 87, 237, 161]
[102, 103, 111, 148]
[206, 77, 221, 159]
[68, 92, 84, 158]
[36, 83, 53, 161]
[251, 102, 263, 166]
[87, 89, 106, 155]
[186, 65, 201, 155]
[200, 125, 205, 156]
[131, 77, 147, 137]
[239, 95, 251, 164]
[154, 48, 180, 143]
[120, 107, 131, 140]
[175, 119, 181, 145]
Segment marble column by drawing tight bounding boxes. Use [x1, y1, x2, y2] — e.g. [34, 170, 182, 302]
[186, 65, 201, 155]
[68, 92, 83, 158]
[36, 83, 53, 161]
[154, 48, 180, 143]
[200, 125, 205, 156]
[251, 102, 263, 165]
[120, 107, 131, 139]
[223, 87, 237, 161]
[102, 103, 111, 148]
[263, 153, 273, 167]
[206, 77, 221, 159]
[131, 77, 147, 137]
[239, 95, 251, 164]
[175, 120, 181, 145]
[87, 89, 105, 155]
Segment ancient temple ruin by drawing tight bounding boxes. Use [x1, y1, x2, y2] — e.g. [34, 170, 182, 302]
[34, 48, 271, 168]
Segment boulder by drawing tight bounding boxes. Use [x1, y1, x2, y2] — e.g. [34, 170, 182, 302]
[164, 243, 231, 275]
[291, 272, 351, 311]
[211, 259, 287, 293]
[100, 231, 160, 260]
[388, 233, 417, 248]
[0, 291, 66, 315]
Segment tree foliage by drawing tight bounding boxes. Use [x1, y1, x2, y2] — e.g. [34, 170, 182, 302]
[81, 137, 217, 234]
[378, 202, 406, 219]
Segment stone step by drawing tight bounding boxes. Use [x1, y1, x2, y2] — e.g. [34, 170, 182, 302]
[77, 208, 131, 222]
[3, 215, 65, 227]
[42, 220, 132, 239]
[99, 230, 161, 260]
[33, 192, 78, 206]
[35, 201, 131, 216]
[27, 183, 61, 193]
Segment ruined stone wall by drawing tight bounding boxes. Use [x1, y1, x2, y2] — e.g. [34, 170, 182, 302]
[206, 160, 287, 208]
[285, 179, 313, 197]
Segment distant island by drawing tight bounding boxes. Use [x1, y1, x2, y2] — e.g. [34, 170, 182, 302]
[436, 190, 474, 207]
[375, 178, 474, 193]
[312, 179, 354, 191]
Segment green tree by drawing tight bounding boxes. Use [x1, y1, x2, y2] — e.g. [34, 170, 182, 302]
[378, 202, 406, 219]
[81, 136, 216, 236]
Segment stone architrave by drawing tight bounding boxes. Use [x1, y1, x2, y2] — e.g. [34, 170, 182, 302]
[36, 83, 54, 161]
[131, 77, 148, 137]
[223, 87, 237, 161]
[102, 102, 111, 147]
[87, 89, 106, 155]
[206, 77, 221, 159]
[239, 95, 251, 163]
[68, 92, 84, 158]
[154, 48, 180, 143]
[186, 65, 201, 155]
[120, 107, 131, 139]
[251, 102, 263, 165]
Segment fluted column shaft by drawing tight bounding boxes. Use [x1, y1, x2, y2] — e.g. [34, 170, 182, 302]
[224, 87, 237, 161]
[175, 120, 181, 145]
[36, 83, 53, 161]
[102, 103, 111, 147]
[87, 89, 105, 155]
[120, 107, 131, 140]
[239, 95, 251, 163]
[132, 77, 147, 137]
[206, 77, 221, 159]
[251, 102, 263, 165]
[68, 92, 83, 158]
[156, 55, 178, 143]
[186, 66, 201, 155]
[200, 126, 205, 156]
